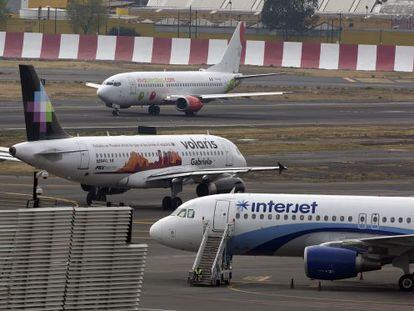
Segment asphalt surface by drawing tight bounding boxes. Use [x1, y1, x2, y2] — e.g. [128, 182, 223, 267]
[2, 65, 414, 310]
[3, 99, 414, 131]
[1, 66, 414, 89]
[1, 176, 414, 311]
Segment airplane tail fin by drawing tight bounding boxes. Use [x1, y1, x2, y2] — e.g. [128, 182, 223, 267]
[206, 21, 244, 73]
[19, 64, 70, 141]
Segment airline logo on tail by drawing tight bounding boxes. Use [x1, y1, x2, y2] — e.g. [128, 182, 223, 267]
[27, 85, 54, 133]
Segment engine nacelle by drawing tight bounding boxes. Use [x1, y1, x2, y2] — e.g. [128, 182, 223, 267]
[175, 96, 204, 112]
[304, 246, 381, 280]
[196, 177, 245, 197]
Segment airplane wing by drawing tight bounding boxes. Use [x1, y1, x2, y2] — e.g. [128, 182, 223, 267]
[166, 92, 286, 102]
[321, 234, 414, 260]
[0, 147, 20, 162]
[199, 92, 286, 100]
[146, 163, 286, 182]
[85, 82, 101, 89]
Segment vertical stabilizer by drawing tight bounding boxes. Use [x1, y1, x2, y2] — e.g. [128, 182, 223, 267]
[206, 22, 244, 73]
[19, 65, 70, 141]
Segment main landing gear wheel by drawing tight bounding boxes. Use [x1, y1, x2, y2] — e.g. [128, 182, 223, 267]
[399, 274, 414, 291]
[162, 196, 182, 210]
[112, 109, 120, 116]
[86, 192, 94, 206]
[86, 191, 107, 206]
[148, 105, 160, 116]
[185, 111, 196, 117]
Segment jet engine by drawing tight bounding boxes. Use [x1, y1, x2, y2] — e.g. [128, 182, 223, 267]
[175, 96, 204, 114]
[196, 177, 245, 197]
[304, 246, 381, 280]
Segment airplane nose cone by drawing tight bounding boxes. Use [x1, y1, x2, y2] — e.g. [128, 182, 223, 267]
[97, 86, 108, 103]
[149, 219, 164, 243]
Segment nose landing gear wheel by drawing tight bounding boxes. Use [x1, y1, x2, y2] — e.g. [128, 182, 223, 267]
[398, 274, 414, 291]
[112, 109, 120, 116]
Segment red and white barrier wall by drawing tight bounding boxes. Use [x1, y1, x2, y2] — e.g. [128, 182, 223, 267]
[1, 32, 413, 72]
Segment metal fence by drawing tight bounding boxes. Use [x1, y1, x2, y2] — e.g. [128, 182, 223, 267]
[0, 206, 147, 310]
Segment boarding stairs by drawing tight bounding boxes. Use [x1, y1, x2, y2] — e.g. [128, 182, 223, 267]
[188, 222, 234, 286]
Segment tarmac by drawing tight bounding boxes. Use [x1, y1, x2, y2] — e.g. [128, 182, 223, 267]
[0, 176, 413, 311]
[1, 64, 414, 310]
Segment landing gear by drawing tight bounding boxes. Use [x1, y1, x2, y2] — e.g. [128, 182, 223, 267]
[185, 111, 196, 117]
[162, 178, 183, 210]
[162, 196, 182, 210]
[148, 105, 160, 116]
[399, 274, 414, 292]
[111, 104, 121, 116]
[85, 189, 107, 206]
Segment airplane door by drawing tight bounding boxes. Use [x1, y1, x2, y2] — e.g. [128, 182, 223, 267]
[225, 149, 233, 167]
[358, 213, 367, 229]
[77, 142, 90, 170]
[128, 78, 137, 96]
[213, 200, 230, 231]
[370, 213, 380, 230]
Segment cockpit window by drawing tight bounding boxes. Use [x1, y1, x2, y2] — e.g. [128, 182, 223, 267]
[177, 209, 187, 218]
[105, 81, 121, 87]
[187, 209, 195, 218]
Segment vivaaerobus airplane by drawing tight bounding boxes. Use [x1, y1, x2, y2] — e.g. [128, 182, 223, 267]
[86, 22, 284, 116]
[1, 65, 285, 209]
[150, 193, 414, 291]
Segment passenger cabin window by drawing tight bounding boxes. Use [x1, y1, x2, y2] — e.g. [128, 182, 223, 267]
[177, 209, 187, 218]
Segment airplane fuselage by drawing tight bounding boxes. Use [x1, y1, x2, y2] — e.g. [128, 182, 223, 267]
[12, 135, 246, 189]
[151, 193, 414, 257]
[97, 71, 240, 108]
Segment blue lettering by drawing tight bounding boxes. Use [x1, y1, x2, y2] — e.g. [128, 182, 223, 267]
[274, 203, 285, 213]
[256, 202, 267, 212]
[299, 204, 310, 213]
[267, 200, 275, 212]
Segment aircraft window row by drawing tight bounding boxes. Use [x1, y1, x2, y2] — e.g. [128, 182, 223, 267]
[183, 150, 224, 157]
[96, 149, 224, 159]
[236, 213, 414, 225]
[237, 213, 354, 223]
[176, 208, 195, 218]
[164, 82, 223, 88]
[138, 83, 163, 88]
[382, 216, 412, 224]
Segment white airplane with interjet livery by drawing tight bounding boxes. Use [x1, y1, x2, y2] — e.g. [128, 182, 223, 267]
[86, 22, 285, 116]
[150, 193, 414, 291]
[0, 65, 285, 210]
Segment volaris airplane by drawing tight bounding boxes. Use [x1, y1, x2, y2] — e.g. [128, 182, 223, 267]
[0, 65, 285, 209]
[86, 22, 285, 116]
[150, 193, 414, 291]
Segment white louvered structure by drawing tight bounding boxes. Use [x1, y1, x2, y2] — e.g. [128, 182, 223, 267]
[0, 207, 147, 311]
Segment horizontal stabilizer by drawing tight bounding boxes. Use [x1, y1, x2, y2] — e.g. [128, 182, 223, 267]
[0, 147, 20, 162]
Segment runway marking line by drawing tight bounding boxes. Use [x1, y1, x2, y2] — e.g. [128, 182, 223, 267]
[344, 77, 356, 83]
[228, 282, 414, 306]
[134, 221, 155, 225]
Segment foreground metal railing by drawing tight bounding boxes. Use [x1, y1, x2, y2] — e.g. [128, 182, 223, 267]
[0, 206, 147, 310]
